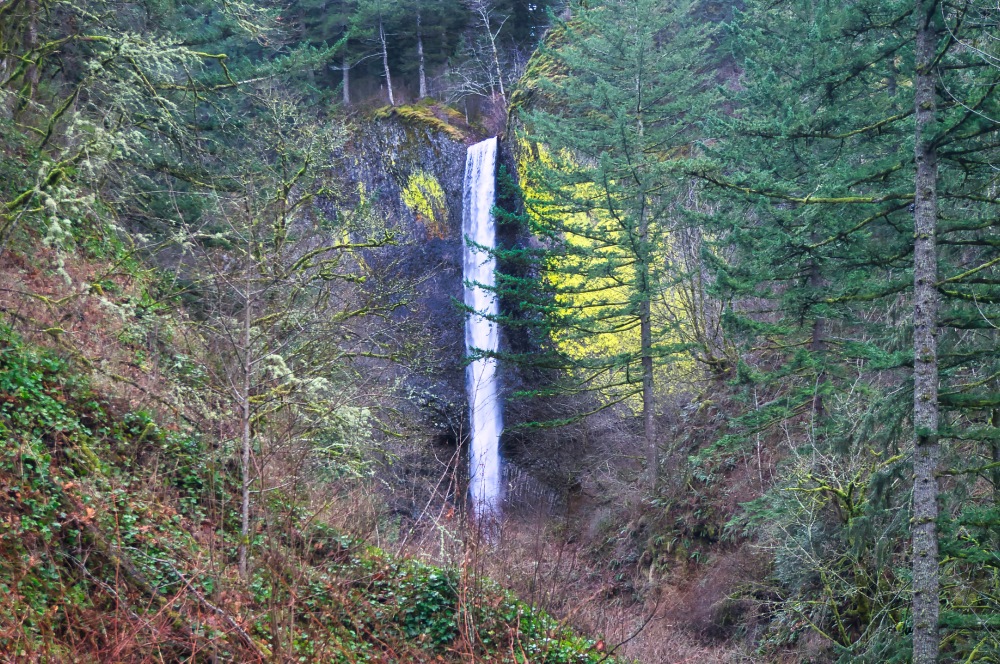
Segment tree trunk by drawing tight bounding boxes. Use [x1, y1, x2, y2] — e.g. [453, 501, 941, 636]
[24, 0, 39, 103]
[911, 1, 941, 660]
[238, 277, 252, 580]
[809, 252, 826, 418]
[417, 7, 427, 99]
[641, 297, 657, 491]
[487, 20, 504, 101]
[477, 6, 505, 101]
[379, 17, 395, 106]
[638, 209, 657, 491]
[991, 409, 1000, 510]
[342, 53, 350, 106]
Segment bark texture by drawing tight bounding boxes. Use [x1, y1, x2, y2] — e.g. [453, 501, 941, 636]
[912, 0, 941, 660]
[342, 54, 350, 106]
[641, 298, 656, 491]
[638, 208, 656, 491]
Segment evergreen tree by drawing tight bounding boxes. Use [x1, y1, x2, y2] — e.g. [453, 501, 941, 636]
[288, 0, 359, 102]
[397, 0, 469, 99]
[353, 0, 406, 105]
[911, 1, 941, 658]
[518, 0, 714, 489]
[702, 0, 1000, 658]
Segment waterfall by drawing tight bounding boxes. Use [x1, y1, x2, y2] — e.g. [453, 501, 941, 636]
[463, 136, 502, 523]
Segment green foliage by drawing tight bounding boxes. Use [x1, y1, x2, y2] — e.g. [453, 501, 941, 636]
[0, 0, 614, 660]
[338, 551, 608, 662]
[727, 430, 910, 661]
[0, 327, 207, 654]
[700, 0, 1000, 658]
[513, 0, 716, 435]
[0, 322, 612, 661]
[19, 0, 1000, 658]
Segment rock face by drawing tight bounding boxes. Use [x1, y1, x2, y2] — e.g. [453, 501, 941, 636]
[347, 112, 471, 241]
[337, 108, 559, 520]
[355, 113, 471, 403]
[337, 108, 483, 517]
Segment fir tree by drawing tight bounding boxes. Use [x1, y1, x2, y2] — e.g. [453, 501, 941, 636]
[703, 0, 1000, 658]
[518, 0, 714, 489]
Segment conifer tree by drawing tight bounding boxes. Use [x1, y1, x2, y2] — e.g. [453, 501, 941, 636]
[703, 0, 1000, 658]
[289, 0, 359, 103]
[519, 0, 713, 489]
[399, 0, 467, 99]
[353, 0, 403, 105]
[911, 1, 941, 658]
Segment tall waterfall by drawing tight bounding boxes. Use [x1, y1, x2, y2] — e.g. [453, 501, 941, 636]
[463, 137, 502, 523]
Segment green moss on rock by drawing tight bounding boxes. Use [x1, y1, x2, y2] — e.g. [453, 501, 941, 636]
[372, 101, 470, 142]
[401, 170, 449, 238]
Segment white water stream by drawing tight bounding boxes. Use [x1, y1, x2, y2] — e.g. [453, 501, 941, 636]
[463, 137, 502, 523]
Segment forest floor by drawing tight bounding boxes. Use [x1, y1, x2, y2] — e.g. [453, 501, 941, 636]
[390, 500, 763, 663]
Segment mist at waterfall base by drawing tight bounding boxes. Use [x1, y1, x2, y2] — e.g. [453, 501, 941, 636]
[462, 137, 503, 526]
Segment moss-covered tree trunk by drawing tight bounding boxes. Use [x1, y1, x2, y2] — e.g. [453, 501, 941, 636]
[24, 0, 39, 102]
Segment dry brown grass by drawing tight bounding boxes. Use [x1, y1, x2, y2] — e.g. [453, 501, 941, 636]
[388, 490, 758, 664]
[488, 522, 761, 663]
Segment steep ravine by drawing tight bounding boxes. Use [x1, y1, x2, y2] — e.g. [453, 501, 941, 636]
[0, 102, 615, 662]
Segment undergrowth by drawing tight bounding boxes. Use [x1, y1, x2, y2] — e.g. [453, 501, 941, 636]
[0, 324, 611, 662]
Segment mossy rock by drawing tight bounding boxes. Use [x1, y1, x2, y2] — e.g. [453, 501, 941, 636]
[371, 100, 470, 142]
[401, 170, 449, 239]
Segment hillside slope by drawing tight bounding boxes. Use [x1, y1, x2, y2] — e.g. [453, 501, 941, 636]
[0, 246, 609, 663]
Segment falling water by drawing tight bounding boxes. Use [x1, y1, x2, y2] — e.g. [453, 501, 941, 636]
[463, 136, 502, 523]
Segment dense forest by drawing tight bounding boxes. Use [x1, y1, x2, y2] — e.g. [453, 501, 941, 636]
[1, 0, 1000, 662]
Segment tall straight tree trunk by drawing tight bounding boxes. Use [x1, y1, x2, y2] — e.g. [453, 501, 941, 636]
[640, 297, 656, 491]
[911, 0, 941, 660]
[638, 210, 657, 491]
[489, 26, 504, 101]
[489, 36, 504, 101]
[342, 53, 350, 106]
[416, 6, 427, 99]
[379, 17, 395, 106]
[809, 254, 826, 418]
[239, 279, 252, 580]
[23, 0, 39, 104]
